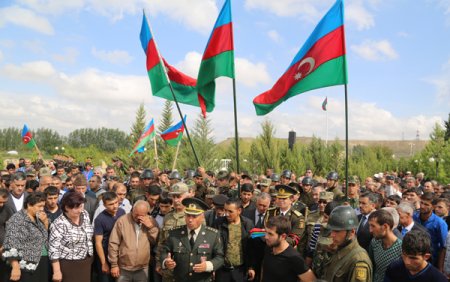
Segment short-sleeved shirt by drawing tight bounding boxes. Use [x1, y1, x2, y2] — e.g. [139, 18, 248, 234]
[94, 208, 125, 253]
[262, 245, 309, 282]
[384, 259, 447, 282]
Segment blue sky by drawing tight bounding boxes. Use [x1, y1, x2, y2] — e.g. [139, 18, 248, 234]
[0, 0, 449, 142]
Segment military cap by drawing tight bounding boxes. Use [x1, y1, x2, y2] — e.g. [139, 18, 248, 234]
[302, 176, 314, 186]
[240, 183, 254, 193]
[386, 175, 395, 181]
[194, 170, 202, 178]
[205, 187, 217, 199]
[73, 175, 87, 186]
[288, 182, 301, 193]
[169, 171, 181, 180]
[212, 194, 228, 208]
[140, 169, 154, 179]
[270, 173, 280, 182]
[182, 198, 209, 215]
[259, 178, 271, 187]
[169, 182, 189, 195]
[275, 184, 297, 198]
[217, 170, 229, 180]
[26, 170, 36, 177]
[281, 169, 292, 179]
[319, 191, 334, 201]
[347, 175, 360, 185]
[39, 167, 51, 177]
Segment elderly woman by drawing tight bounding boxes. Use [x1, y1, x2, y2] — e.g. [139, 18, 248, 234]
[49, 190, 94, 282]
[2, 192, 49, 281]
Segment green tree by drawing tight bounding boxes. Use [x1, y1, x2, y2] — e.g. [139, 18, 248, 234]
[254, 119, 281, 172]
[68, 128, 129, 152]
[33, 128, 64, 154]
[0, 127, 21, 150]
[157, 100, 176, 169]
[422, 123, 448, 182]
[158, 101, 174, 133]
[444, 113, 450, 141]
[308, 136, 327, 176]
[130, 103, 147, 145]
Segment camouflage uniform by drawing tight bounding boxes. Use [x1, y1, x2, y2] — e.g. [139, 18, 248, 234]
[311, 229, 333, 278]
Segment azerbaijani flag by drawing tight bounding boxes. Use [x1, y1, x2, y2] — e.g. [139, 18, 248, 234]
[130, 118, 156, 156]
[160, 115, 187, 147]
[196, 0, 235, 113]
[322, 97, 328, 111]
[21, 124, 36, 149]
[253, 0, 347, 116]
[140, 12, 202, 108]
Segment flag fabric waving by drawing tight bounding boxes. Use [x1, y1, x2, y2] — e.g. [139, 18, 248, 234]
[161, 115, 187, 147]
[322, 97, 328, 111]
[253, 0, 347, 116]
[21, 124, 36, 149]
[196, 0, 235, 113]
[140, 13, 203, 109]
[130, 118, 156, 156]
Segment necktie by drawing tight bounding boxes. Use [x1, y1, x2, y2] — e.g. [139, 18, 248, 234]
[401, 228, 407, 236]
[190, 230, 195, 248]
[358, 215, 367, 233]
[256, 213, 263, 228]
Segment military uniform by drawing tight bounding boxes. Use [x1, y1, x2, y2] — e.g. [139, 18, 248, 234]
[265, 207, 305, 248]
[322, 239, 372, 282]
[311, 229, 333, 278]
[327, 186, 344, 199]
[300, 192, 314, 207]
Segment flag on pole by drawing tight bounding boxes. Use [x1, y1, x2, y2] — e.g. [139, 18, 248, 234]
[253, 0, 347, 116]
[130, 118, 156, 156]
[140, 12, 202, 109]
[322, 97, 328, 111]
[21, 124, 36, 149]
[161, 115, 187, 147]
[196, 0, 235, 113]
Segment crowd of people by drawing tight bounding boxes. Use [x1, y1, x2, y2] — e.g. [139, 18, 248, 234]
[1, 158, 450, 282]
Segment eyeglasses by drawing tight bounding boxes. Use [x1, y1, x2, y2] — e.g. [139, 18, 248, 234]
[318, 200, 328, 204]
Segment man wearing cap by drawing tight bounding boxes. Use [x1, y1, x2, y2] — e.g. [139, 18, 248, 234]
[216, 171, 237, 200]
[193, 170, 207, 201]
[321, 205, 372, 282]
[161, 198, 224, 282]
[280, 170, 292, 185]
[289, 182, 308, 217]
[300, 177, 315, 208]
[265, 185, 306, 248]
[204, 194, 227, 227]
[156, 182, 192, 281]
[73, 174, 98, 221]
[336, 176, 360, 210]
[168, 171, 182, 187]
[326, 171, 344, 199]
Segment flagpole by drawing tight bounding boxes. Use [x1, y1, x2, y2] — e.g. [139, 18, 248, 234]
[144, 12, 201, 167]
[172, 140, 181, 171]
[153, 136, 159, 169]
[232, 79, 240, 174]
[344, 84, 349, 197]
[34, 143, 43, 160]
[326, 108, 329, 146]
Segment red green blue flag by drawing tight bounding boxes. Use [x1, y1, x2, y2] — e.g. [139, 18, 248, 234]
[140, 13, 203, 109]
[160, 115, 186, 147]
[21, 124, 36, 149]
[253, 0, 347, 116]
[130, 118, 156, 156]
[322, 97, 328, 111]
[196, 0, 235, 113]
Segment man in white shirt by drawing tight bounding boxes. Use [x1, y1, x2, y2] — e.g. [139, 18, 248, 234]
[5, 172, 28, 213]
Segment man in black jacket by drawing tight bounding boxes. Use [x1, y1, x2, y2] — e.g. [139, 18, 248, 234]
[213, 199, 254, 282]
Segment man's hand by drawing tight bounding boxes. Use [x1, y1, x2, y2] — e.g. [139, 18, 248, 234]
[110, 266, 120, 278]
[247, 269, 255, 281]
[138, 216, 154, 229]
[101, 262, 110, 274]
[193, 261, 207, 273]
[52, 270, 62, 282]
[164, 253, 176, 270]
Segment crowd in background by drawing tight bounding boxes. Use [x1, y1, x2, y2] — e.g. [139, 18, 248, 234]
[0, 157, 450, 281]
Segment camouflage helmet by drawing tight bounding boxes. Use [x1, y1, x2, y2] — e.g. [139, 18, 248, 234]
[281, 169, 292, 179]
[326, 171, 339, 181]
[302, 176, 314, 186]
[327, 206, 359, 231]
[140, 169, 154, 179]
[169, 171, 181, 180]
[270, 173, 280, 182]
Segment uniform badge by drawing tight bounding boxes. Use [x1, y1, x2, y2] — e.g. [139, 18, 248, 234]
[299, 220, 305, 229]
[355, 264, 367, 281]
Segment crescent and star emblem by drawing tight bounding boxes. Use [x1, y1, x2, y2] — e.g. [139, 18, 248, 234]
[23, 136, 31, 143]
[294, 57, 315, 80]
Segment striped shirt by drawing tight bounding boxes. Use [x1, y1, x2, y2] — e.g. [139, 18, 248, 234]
[369, 237, 402, 282]
[49, 210, 94, 261]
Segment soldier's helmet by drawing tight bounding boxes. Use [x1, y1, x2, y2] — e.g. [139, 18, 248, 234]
[281, 169, 292, 179]
[326, 171, 339, 181]
[140, 169, 154, 179]
[185, 169, 195, 179]
[327, 206, 359, 231]
[302, 176, 314, 186]
[169, 171, 181, 180]
[271, 173, 280, 182]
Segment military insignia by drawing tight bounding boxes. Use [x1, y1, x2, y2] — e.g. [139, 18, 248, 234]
[299, 220, 305, 229]
[199, 244, 210, 248]
[355, 264, 367, 281]
[179, 242, 182, 246]
[202, 231, 205, 235]
[189, 203, 196, 209]
[181, 231, 185, 235]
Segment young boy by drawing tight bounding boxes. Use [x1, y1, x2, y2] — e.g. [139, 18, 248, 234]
[385, 230, 447, 281]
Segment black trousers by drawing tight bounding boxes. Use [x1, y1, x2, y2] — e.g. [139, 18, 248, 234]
[19, 256, 49, 282]
[215, 265, 245, 282]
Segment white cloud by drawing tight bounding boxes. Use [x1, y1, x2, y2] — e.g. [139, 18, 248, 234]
[244, 0, 328, 21]
[53, 48, 80, 64]
[351, 39, 398, 61]
[0, 6, 54, 35]
[346, 1, 375, 30]
[91, 47, 133, 65]
[175, 51, 202, 77]
[1, 61, 57, 81]
[17, 0, 85, 15]
[267, 30, 282, 43]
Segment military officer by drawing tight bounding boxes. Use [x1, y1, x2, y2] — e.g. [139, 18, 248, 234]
[193, 170, 207, 201]
[321, 205, 372, 282]
[326, 171, 344, 199]
[280, 169, 292, 185]
[289, 182, 309, 218]
[161, 198, 224, 282]
[265, 184, 306, 248]
[300, 176, 315, 208]
[336, 176, 360, 209]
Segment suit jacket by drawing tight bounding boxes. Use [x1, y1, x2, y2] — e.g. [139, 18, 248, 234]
[357, 213, 372, 252]
[242, 207, 256, 224]
[397, 221, 428, 238]
[5, 192, 29, 213]
[160, 225, 224, 282]
[83, 194, 98, 221]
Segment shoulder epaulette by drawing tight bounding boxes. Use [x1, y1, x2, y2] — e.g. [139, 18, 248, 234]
[267, 207, 277, 211]
[292, 210, 302, 217]
[205, 226, 219, 233]
[169, 225, 185, 232]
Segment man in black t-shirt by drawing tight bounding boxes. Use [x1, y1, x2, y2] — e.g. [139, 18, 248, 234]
[248, 216, 315, 282]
